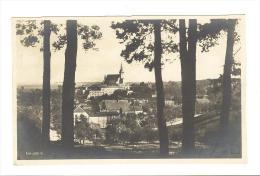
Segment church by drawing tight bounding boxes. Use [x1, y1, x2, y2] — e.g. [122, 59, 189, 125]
[87, 64, 127, 99]
[104, 63, 124, 85]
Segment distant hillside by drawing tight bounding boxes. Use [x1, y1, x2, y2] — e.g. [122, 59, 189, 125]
[17, 78, 240, 91]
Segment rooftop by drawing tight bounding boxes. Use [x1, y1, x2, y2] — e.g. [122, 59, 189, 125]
[74, 106, 86, 114]
[101, 100, 130, 112]
[104, 74, 121, 85]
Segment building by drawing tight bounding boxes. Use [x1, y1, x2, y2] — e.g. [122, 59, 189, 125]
[88, 90, 105, 98]
[73, 105, 120, 129]
[100, 100, 143, 115]
[129, 105, 143, 114]
[104, 63, 124, 85]
[100, 100, 130, 113]
[89, 112, 119, 128]
[87, 64, 127, 99]
[73, 106, 89, 125]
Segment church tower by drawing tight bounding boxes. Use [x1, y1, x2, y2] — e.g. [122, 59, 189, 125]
[119, 63, 124, 84]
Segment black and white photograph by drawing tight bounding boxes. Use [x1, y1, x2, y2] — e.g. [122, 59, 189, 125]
[1, 0, 260, 175]
[14, 16, 245, 161]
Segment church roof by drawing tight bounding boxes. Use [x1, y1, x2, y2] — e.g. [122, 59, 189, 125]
[104, 74, 120, 85]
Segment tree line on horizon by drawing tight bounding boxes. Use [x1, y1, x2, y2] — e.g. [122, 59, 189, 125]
[16, 17, 241, 157]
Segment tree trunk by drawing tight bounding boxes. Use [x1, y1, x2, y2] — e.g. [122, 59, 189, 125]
[179, 19, 197, 155]
[220, 19, 236, 133]
[153, 20, 169, 156]
[42, 20, 51, 146]
[61, 20, 78, 148]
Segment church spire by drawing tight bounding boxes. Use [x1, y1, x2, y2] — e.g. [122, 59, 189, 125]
[119, 62, 124, 82]
[119, 62, 124, 74]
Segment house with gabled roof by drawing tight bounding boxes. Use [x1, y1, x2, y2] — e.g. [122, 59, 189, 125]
[73, 105, 90, 125]
[73, 105, 120, 129]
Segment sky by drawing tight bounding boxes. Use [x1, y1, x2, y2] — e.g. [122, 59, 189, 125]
[14, 16, 244, 85]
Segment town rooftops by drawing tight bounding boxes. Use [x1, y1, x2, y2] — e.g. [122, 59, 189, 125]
[95, 111, 119, 117]
[74, 104, 119, 117]
[74, 105, 95, 116]
[101, 99, 130, 112]
[129, 105, 143, 112]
